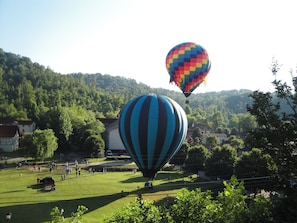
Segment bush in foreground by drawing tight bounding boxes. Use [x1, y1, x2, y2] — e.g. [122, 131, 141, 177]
[104, 176, 273, 223]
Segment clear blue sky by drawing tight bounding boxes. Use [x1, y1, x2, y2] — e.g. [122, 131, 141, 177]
[1, 0, 297, 93]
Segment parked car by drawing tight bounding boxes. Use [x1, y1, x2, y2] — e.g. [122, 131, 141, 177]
[106, 150, 113, 156]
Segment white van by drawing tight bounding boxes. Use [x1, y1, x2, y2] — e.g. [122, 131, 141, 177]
[106, 150, 113, 156]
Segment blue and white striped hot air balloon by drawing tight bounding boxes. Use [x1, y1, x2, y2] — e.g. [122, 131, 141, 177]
[118, 94, 188, 179]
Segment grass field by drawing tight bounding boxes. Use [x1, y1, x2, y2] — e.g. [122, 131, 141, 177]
[0, 156, 222, 222]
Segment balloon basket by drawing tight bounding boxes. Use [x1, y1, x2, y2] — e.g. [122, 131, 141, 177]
[143, 181, 154, 190]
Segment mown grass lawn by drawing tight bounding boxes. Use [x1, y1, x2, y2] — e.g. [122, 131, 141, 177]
[0, 157, 217, 223]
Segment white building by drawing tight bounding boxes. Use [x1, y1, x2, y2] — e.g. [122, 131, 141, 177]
[0, 125, 20, 152]
[106, 120, 126, 153]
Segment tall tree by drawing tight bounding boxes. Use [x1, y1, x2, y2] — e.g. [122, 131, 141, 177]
[247, 59, 297, 190]
[205, 144, 237, 179]
[246, 59, 297, 221]
[187, 127, 203, 146]
[83, 135, 105, 157]
[169, 142, 189, 166]
[225, 135, 244, 150]
[210, 111, 225, 130]
[105, 194, 163, 223]
[46, 106, 73, 149]
[204, 134, 220, 150]
[21, 129, 58, 160]
[235, 148, 277, 179]
[185, 145, 209, 173]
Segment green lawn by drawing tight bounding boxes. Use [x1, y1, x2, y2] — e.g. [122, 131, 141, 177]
[0, 157, 221, 222]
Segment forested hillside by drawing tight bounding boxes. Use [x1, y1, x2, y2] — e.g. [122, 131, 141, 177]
[0, 49, 251, 119]
[0, 48, 254, 136]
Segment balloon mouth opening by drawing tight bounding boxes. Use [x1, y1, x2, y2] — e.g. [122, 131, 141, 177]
[183, 92, 191, 97]
[141, 169, 157, 179]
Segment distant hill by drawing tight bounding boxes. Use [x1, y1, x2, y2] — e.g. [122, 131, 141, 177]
[0, 48, 253, 122]
[69, 72, 253, 113]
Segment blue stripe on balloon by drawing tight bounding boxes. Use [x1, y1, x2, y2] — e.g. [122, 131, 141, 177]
[147, 95, 158, 169]
[166, 98, 185, 163]
[119, 99, 133, 154]
[130, 96, 146, 169]
[155, 96, 176, 168]
[118, 98, 142, 167]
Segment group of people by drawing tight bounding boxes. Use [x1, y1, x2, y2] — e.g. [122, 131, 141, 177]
[61, 160, 82, 180]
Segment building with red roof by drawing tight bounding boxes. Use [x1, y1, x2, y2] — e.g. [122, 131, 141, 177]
[0, 125, 20, 152]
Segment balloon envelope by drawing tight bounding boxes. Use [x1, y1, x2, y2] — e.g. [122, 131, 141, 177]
[118, 94, 188, 179]
[166, 42, 211, 97]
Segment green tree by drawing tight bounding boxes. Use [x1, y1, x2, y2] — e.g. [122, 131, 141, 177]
[50, 205, 88, 223]
[47, 106, 73, 149]
[246, 59, 297, 221]
[66, 105, 98, 147]
[105, 194, 163, 223]
[211, 111, 225, 130]
[78, 120, 105, 156]
[205, 145, 237, 179]
[231, 113, 257, 135]
[0, 103, 20, 119]
[50, 206, 64, 223]
[216, 176, 247, 222]
[169, 142, 189, 166]
[235, 148, 277, 179]
[184, 145, 209, 173]
[170, 188, 216, 223]
[247, 59, 297, 190]
[21, 129, 58, 160]
[20, 80, 39, 120]
[225, 135, 244, 150]
[238, 113, 257, 135]
[187, 127, 203, 146]
[204, 134, 219, 150]
[69, 205, 88, 223]
[184, 104, 192, 114]
[83, 135, 105, 157]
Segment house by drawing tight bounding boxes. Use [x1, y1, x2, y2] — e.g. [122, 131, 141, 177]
[0, 119, 36, 152]
[16, 120, 36, 135]
[215, 133, 228, 144]
[0, 125, 20, 152]
[99, 118, 127, 155]
[194, 123, 214, 134]
[189, 123, 228, 144]
[0, 119, 36, 135]
[105, 120, 127, 155]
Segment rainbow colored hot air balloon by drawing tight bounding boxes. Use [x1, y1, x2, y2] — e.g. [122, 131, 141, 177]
[166, 42, 211, 98]
[118, 94, 188, 179]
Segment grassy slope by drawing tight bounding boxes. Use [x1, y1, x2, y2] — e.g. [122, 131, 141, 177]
[0, 159, 217, 223]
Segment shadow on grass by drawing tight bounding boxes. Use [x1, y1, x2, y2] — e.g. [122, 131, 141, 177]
[0, 192, 124, 223]
[121, 171, 188, 184]
[0, 189, 26, 194]
[118, 170, 225, 196]
[27, 183, 43, 190]
[120, 172, 225, 198]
